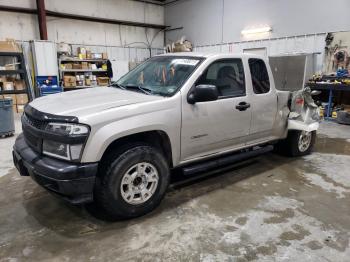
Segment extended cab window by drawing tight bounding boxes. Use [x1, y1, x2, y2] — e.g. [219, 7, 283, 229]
[249, 58, 270, 94]
[196, 59, 245, 98]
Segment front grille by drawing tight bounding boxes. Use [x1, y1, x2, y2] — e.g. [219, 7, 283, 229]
[23, 113, 47, 130]
[22, 113, 46, 153]
[23, 128, 40, 151]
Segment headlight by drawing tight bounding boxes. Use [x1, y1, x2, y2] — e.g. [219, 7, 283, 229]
[45, 122, 89, 136]
[42, 122, 89, 161]
[43, 140, 84, 161]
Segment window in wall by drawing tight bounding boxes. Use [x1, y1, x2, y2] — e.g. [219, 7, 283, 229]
[196, 59, 245, 98]
[249, 58, 270, 94]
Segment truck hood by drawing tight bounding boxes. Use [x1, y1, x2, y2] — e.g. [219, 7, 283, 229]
[29, 87, 163, 118]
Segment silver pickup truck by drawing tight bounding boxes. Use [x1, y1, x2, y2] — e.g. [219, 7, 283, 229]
[13, 53, 320, 219]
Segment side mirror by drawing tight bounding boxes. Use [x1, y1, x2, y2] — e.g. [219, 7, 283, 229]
[187, 85, 219, 104]
[311, 90, 321, 96]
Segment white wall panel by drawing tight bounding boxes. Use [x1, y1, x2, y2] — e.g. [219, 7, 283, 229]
[0, 11, 39, 41]
[0, 0, 34, 8]
[194, 34, 326, 72]
[0, 0, 164, 49]
[165, 0, 222, 45]
[166, 0, 350, 46]
[45, 0, 164, 25]
[45, 17, 164, 48]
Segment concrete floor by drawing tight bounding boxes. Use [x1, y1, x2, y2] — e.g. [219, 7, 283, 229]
[1, 116, 350, 262]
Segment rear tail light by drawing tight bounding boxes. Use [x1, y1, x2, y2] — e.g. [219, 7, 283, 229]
[295, 98, 304, 105]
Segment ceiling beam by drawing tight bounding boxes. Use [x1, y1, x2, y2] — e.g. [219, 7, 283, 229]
[0, 5, 166, 30]
[0, 5, 36, 15]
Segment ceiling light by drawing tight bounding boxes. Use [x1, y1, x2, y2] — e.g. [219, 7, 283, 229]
[241, 26, 272, 35]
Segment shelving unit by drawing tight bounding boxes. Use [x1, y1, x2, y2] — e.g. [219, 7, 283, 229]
[58, 57, 110, 91]
[0, 69, 25, 75]
[60, 69, 107, 73]
[60, 58, 108, 62]
[0, 51, 32, 100]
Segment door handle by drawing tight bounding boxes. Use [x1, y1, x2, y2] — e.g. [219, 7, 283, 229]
[235, 102, 250, 111]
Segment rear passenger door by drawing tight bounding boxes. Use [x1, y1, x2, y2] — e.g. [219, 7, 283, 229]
[247, 58, 277, 144]
[181, 59, 252, 162]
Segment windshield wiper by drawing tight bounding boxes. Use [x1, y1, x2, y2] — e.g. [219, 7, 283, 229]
[124, 85, 152, 95]
[110, 82, 126, 90]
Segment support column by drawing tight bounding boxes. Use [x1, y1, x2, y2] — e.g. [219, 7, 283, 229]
[36, 0, 48, 40]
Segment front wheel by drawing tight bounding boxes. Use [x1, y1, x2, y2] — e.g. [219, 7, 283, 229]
[275, 130, 316, 157]
[94, 144, 170, 220]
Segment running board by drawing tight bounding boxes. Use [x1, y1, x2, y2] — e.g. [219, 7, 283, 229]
[182, 145, 273, 176]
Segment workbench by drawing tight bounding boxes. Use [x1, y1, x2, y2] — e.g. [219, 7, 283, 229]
[307, 83, 350, 120]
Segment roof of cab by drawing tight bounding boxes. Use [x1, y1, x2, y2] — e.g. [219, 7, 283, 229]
[156, 52, 265, 59]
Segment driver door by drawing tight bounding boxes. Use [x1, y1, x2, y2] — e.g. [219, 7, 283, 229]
[180, 59, 252, 162]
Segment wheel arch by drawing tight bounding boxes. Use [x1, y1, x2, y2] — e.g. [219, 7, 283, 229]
[99, 130, 174, 169]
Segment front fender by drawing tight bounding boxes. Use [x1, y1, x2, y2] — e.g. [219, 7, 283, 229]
[81, 109, 181, 165]
[288, 120, 319, 132]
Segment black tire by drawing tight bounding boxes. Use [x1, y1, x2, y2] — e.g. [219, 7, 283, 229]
[337, 111, 350, 125]
[94, 144, 170, 220]
[275, 130, 316, 157]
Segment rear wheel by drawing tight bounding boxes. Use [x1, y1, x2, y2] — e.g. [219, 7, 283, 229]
[297, 131, 313, 153]
[94, 144, 170, 220]
[275, 130, 316, 157]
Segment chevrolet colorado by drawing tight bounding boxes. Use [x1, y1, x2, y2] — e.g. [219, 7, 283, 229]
[13, 53, 320, 219]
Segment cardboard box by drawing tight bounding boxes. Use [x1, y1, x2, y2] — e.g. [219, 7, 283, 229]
[1, 94, 16, 104]
[16, 104, 25, 113]
[86, 50, 92, 59]
[3, 82, 14, 91]
[14, 80, 25, 90]
[64, 82, 76, 87]
[6, 76, 16, 82]
[97, 77, 109, 86]
[16, 94, 28, 105]
[343, 105, 350, 112]
[72, 63, 82, 69]
[64, 63, 73, 69]
[63, 76, 76, 82]
[5, 64, 16, 70]
[102, 52, 108, 59]
[63, 75, 76, 87]
[81, 62, 89, 69]
[0, 39, 21, 52]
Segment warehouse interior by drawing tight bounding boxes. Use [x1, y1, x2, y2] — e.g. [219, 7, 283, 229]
[1, 0, 350, 261]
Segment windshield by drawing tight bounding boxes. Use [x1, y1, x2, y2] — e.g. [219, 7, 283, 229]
[116, 56, 203, 96]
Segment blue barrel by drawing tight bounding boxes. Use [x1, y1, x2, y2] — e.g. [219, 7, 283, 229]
[0, 98, 15, 136]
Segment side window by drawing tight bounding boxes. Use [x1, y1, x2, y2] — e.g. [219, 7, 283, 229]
[196, 59, 245, 98]
[249, 58, 270, 94]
